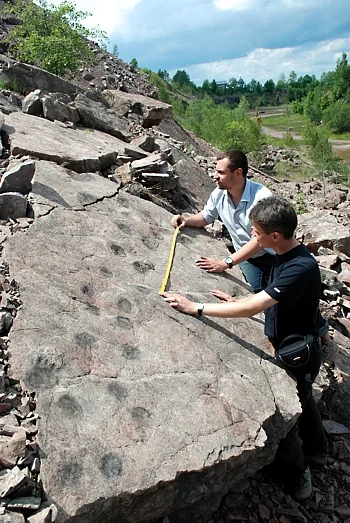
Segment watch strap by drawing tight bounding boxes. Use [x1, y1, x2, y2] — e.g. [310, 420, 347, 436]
[196, 303, 204, 316]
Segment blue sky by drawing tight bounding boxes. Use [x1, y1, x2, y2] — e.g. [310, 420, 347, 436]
[66, 0, 349, 86]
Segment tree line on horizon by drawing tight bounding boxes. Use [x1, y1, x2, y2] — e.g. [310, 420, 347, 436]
[141, 53, 350, 135]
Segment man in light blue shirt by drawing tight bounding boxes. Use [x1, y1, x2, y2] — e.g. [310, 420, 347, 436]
[171, 149, 275, 293]
[171, 149, 335, 363]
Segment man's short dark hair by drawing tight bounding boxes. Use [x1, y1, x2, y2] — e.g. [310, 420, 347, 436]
[217, 149, 248, 177]
[249, 197, 298, 239]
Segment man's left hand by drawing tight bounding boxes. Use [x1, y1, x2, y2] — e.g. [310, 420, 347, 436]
[195, 256, 227, 273]
[162, 292, 197, 315]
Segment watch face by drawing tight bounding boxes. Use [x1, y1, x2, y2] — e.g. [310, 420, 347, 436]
[225, 257, 233, 264]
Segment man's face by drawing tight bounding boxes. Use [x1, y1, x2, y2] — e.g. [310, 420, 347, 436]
[213, 157, 239, 190]
[251, 222, 275, 249]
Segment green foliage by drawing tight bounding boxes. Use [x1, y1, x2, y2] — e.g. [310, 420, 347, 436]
[283, 130, 295, 147]
[4, 0, 107, 76]
[157, 69, 170, 83]
[302, 121, 346, 183]
[130, 57, 138, 71]
[290, 100, 304, 115]
[174, 95, 263, 155]
[323, 102, 350, 132]
[293, 192, 308, 214]
[141, 68, 171, 103]
[112, 44, 119, 57]
[172, 70, 190, 87]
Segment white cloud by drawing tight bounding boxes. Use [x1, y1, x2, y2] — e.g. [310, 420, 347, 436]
[171, 37, 350, 85]
[50, 0, 143, 35]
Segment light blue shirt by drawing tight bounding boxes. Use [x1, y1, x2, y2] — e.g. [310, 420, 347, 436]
[202, 179, 274, 258]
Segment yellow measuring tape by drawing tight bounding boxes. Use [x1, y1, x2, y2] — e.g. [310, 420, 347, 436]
[159, 226, 180, 294]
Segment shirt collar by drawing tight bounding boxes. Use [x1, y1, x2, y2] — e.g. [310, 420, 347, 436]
[240, 179, 251, 203]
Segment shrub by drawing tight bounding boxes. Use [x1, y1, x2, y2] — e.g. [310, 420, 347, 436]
[4, 0, 107, 76]
[323, 102, 350, 132]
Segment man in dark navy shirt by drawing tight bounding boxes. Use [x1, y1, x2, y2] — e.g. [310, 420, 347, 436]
[163, 196, 327, 502]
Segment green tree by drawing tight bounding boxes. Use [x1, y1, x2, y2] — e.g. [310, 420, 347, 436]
[157, 69, 170, 83]
[5, 0, 107, 76]
[130, 58, 138, 71]
[172, 70, 190, 87]
[201, 79, 210, 94]
[303, 122, 338, 177]
[323, 102, 350, 132]
[112, 44, 119, 57]
[210, 79, 218, 95]
[333, 52, 350, 101]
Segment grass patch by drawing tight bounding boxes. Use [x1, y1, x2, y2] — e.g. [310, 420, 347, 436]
[261, 113, 307, 134]
[329, 131, 350, 140]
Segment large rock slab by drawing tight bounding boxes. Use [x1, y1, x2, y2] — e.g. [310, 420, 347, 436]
[3, 177, 300, 522]
[73, 94, 132, 142]
[30, 161, 119, 210]
[3, 112, 146, 173]
[173, 155, 217, 211]
[105, 90, 172, 127]
[297, 210, 350, 256]
[0, 55, 79, 96]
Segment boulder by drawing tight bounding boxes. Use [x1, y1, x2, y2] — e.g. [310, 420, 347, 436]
[4, 183, 301, 522]
[0, 55, 79, 97]
[130, 135, 155, 152]
[105, 90, 172, 127]
[73, 94, 132, 142]
[297, 210, 350, 256]
[0, 192, 27, 220]
[172, 155, 216, 212]
[42, 95, 79, 124]
[3, 112, 146, 173]
[22, 90, 44, 116]
[0, 159, 35, 194]
[0, 91, 21, 115]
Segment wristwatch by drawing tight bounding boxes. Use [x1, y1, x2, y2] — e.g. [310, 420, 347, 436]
[196, 303, 204, 316]
[224, 256, 233, 269]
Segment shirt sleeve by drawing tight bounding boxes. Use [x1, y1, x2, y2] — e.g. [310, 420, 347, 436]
[202, 189, 221, 224]
[254, 186, 273, 204]
[264, 262, 309, 307]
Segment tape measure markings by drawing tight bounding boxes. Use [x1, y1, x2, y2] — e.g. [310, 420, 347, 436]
[159, 227, 180, 294]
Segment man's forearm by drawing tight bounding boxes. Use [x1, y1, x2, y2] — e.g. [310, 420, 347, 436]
[229, 237, 265, 265]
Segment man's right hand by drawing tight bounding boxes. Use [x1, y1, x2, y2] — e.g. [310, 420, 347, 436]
[171, 214, 186, 228]
[195, 256, 228, 273]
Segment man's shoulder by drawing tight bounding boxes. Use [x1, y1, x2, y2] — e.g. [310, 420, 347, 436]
[281, 245, 319, 274]
[208, 187, 226, 204]
[247, 179, 272, 198]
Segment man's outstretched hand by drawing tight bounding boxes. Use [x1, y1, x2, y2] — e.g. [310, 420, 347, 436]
[162, 292, 196, 315]
[211, 290, 237, 302]
[195, 256, 227, 273]
[171, 214, 186, 228]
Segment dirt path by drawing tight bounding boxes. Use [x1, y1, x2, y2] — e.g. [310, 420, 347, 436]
[262, 126, 350, 151]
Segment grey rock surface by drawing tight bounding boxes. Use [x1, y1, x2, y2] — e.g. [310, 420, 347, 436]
[0, 159, 35, 194]
[42, 95, 79, 124]
[30, 160, 119, 210]
[3, 112, 144, 173]
[73, 93, 132, 141]
[105, 90, 172, 127]
[0, 55, 79, 97]
[4, 178, 300, 522]
[0, 192, 27, 220]
[297, 210, 350, 256]
[173, 156, 216, 211]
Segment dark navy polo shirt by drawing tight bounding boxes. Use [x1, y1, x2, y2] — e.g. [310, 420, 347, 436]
[264, 244, 321, 346]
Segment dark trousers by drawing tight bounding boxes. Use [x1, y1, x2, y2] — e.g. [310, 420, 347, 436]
[273, 337, 327, 475]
